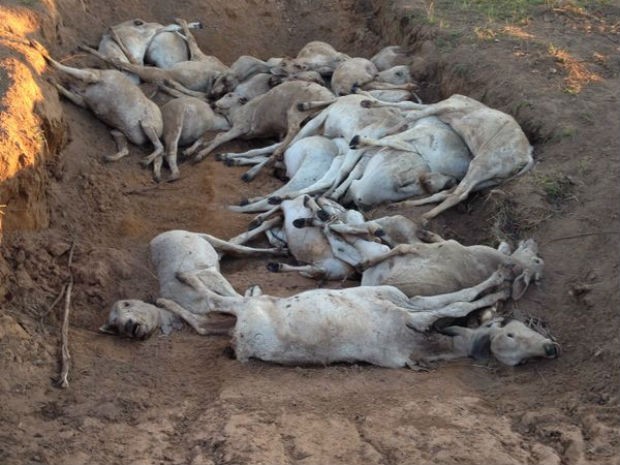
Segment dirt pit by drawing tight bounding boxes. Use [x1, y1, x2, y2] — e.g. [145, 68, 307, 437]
[1, 0, 619, 464]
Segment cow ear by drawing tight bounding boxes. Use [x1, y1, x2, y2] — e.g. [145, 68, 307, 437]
[512, 270, 532, 300]
[99, 322, 118, 335]
[469, 333, 491, 361]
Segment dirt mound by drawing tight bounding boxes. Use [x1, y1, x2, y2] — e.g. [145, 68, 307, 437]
[1, 0, 619, 464]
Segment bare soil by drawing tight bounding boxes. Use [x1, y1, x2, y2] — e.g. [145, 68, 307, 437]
[1, 1, 619, 464]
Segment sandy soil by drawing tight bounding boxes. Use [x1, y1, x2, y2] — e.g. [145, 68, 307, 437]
[1, 0, 619, 464]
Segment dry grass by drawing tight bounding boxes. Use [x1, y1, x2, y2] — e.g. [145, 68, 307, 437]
[548, 44, 603, 93]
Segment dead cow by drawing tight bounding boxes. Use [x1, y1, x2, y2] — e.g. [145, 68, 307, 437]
[84, 19, 227, 99]
[360, 238, 544, 300]
[345, 116, 472, 210]
[360, 94, 534, 220]
[153, 263, 559, 367]
[192, 81, 335, 165]
[100, 229, 284, 339]
[33, 41, 164, 168]
[331, 58, 416, 96]
[97, 19, 202, 74]
[149, 96, 231, 181]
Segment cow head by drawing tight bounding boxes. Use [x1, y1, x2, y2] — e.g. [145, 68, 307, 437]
[438, 316, 560, 366]
[100, 299, 177, 339]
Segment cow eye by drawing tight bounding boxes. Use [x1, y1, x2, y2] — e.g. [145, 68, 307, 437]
[123, 301, 131, 308]
[507, 333, 515, 338]
[134, 19, 144, 26]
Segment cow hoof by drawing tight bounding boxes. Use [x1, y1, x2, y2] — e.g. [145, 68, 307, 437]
[292, 218, 309, 228]
[239, 198, 250, 206]
[248, 219, 262, 230]
[241, 173, 252, 183]
[349, 135, 360, 149]
[316, 209, 330, 221]
[266, 262, 282, 272]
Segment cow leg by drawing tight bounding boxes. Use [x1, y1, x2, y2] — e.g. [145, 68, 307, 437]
[139, 122, 165, 180]
[405, 289, 511, 333]
[194, 126, 247, 162]
[266, 262, 327, 279]
[322, 149, 365, 198]
[227, 216, 283, 245]
[269, 106, 331, 161]
[327, 154, 369, 200]
[328, 221, 382, 237]
[47, 59, 100, 84]
[156, 298, 232, 336]
[160, 80, 208, 99]
[198, 232, 285, 257]
[175, 272, 243, 316]
[238, 106, 314, 182]
[177, 18, 205, 61]
[420, 165, 489, 221]
[161, 110, 185, 182]
[240, 157, 272, 182]
[104, 130, 130, 161]
[51, 82, 88, 108]
[396, 189, 452, 207]
[350, 134, 415, 152]
[226, 156, 270, 167]
[408, 265, 512, 310]
[273, 155, 345, 201]
[363, 82, 417, 92]
[217, 142, 282, 162]
[357, 243, 419, 271]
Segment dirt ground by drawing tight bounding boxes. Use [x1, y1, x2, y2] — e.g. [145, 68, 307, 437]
[1, 0, 619, 464]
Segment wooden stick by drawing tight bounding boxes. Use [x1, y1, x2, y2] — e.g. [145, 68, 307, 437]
[122, 184, 184, 196]
[543, 230, 620, 245]
[41, 283, 68, 320]
[56, 242, 76, 389]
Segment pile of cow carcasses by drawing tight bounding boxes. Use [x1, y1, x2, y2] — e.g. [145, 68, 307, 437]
[47, 18, 558, 368]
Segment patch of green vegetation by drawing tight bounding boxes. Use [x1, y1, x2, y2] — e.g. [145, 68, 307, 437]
[459, 0, 548, 22]
[435, 31, 463, 50]
[578, 156, 593, 176]
[488, 194, 523, 243]
[578, 112, 594, 125]
[513, 100, 534, 115]
[444, 0, 611, 24]
[534, 173, 575, 205]
[550, 126, 577, 142]
[452, 63, 472, 78]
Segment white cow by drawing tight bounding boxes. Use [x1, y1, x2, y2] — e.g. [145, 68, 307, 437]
[100, 229, 284, 338]
[33, 41, 164, 170]
[193, 81, 335, 165]
[97, 19, 201, 69]
[152, 264, 559, 367]
[345, 116, 472, 210]
[359, 94, 534, 220]
[360, 239, 544, 300]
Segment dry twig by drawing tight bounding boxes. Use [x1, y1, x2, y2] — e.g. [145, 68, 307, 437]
[56, 242, 76, 388]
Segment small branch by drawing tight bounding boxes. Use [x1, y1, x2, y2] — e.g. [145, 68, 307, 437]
[40, 283, 68, 321]
[122, 184, 183, 196]
[543, 231, 620, 245]
[56, 242, 76, 389]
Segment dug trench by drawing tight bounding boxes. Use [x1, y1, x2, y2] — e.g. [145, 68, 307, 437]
[1, 0, 619, 464]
